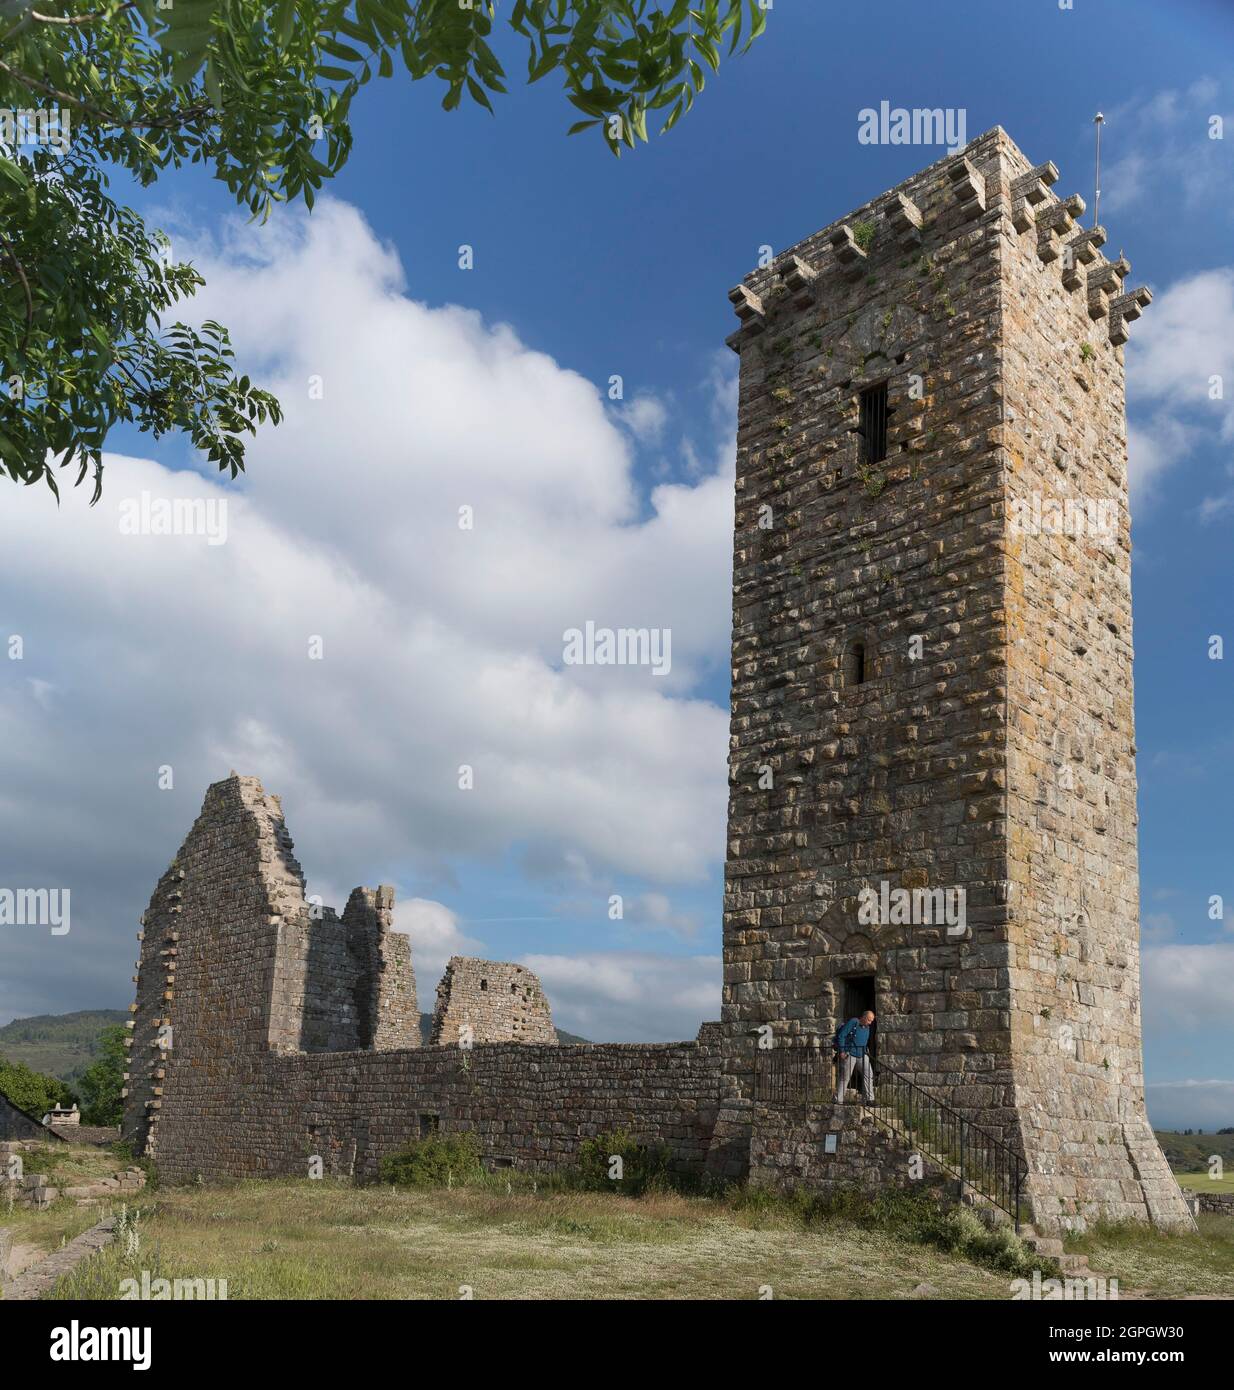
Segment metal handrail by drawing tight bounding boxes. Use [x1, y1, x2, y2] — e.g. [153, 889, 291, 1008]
[753, 1042, 1025, 1231]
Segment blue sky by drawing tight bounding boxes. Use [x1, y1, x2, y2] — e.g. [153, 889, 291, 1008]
[1, 0, 1231, 1128]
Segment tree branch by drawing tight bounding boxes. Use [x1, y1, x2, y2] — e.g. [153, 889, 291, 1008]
[0, 228, 34, 354]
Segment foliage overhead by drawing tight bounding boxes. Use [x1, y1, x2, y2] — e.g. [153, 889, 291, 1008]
[0, 1, 764, 500]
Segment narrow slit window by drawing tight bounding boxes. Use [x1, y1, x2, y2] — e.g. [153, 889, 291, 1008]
[845, 640, 867, 687]
[859, 382, 888, 464]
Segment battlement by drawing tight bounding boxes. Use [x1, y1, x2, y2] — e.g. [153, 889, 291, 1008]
[726, 128, 1150, 356]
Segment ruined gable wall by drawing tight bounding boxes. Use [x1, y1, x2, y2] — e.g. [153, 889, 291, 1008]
[123, 776, 421, 1154]
[123, 776, 289, 1155]
[430, 957, 556, 1045]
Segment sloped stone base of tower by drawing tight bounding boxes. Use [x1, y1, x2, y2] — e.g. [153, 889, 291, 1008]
[1012, 1106, 1195, 1235]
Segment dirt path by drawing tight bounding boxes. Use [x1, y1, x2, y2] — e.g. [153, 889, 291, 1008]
[0, 1217, 116, 1301]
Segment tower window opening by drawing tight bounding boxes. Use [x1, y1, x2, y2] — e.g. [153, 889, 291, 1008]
[844, 640, 867, 687]
[859, 382, 888, 464]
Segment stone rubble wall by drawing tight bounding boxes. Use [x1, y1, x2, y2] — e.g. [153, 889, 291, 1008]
[122, 775, 727, 1184]
[0, 1094, 59, 1142]
[144, 1033, 724, 1186]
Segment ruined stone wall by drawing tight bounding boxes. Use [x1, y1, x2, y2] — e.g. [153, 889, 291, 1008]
[124, 777, 420, 1155]
[719, 127, 1190, 1232]
[430, 957, 556, 1046]
[123, 776, 725, 1184]
[0, 1095, 55, 1142]
[142, 1030, 723, 1185]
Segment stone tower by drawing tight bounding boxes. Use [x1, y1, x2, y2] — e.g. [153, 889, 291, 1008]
[719, 127, 1191, 1231]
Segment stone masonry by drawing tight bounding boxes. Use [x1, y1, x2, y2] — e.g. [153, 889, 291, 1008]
[122, 774, 723, 1182]
[431, 957, 557, 1046]
[718, 126, 1191, 1233]
[119, 129, 1189, 1236]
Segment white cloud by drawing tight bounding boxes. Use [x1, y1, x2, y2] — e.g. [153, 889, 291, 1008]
[615, 393, 670, 444]
[392, 898, 485, 992]
[1142, 943, 1234, 1035]
[1099, 78, 1230, 218]
[522, 951, 721, 1042]
[1127, 268, 1234, 508]
[0, 198, 734, 1039]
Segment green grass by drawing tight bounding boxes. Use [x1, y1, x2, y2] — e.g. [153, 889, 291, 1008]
[1, 1141, 135, 1271]
[48, 1179, 1023, 1301]
[1065, 1213, 1234, 1299]
[1173, 1172, 1234, 1194]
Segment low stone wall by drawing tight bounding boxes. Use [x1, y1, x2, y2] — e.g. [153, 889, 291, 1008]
[147, 1029, 726, 1186]
[749, 1102, 921, 1198]
[49, 1124, 120, 1147]
[1195, 1190, 1234, 1216]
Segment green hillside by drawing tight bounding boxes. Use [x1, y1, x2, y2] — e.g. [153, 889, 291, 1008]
[0, 1009, 128, 1083]
[1155, 1130, 1234, 1173]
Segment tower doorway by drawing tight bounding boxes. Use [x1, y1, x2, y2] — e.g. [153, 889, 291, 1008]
[839, 974, 877, 1088]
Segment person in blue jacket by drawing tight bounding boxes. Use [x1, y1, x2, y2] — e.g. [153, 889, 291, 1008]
[833, 1009, 876, 1104]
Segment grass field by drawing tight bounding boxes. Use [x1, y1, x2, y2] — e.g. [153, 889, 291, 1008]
[48, 1179, 1027, 1301]
[28, 1177, 1232, 1302]
[1066, 1214, 1234, 1299]
[1174, 1172, 1234, 1194]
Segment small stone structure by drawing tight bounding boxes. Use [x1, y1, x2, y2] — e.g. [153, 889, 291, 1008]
[0, 1094, 62, 1143]
[43, 1103, 79, 1127]
[431, 957, 557, 1046]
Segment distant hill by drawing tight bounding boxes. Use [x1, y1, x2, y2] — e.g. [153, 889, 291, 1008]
[0, 1009, 586, 1081]
[1155, 1130, 1234, 1173]
[0, 1009, 129, 1083]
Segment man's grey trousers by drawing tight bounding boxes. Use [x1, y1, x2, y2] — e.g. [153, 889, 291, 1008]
[834, 1053, 874, 1103]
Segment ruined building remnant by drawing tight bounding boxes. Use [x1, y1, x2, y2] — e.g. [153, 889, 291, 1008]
[431, 957, 557, 1046]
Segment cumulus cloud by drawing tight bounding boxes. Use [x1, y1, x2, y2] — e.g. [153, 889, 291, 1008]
[1126, 268, 1234, 508]
[0, 198, 733, 1039]
[522, 951, 721, 1042]
[1142, 943, 1234, 1036]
